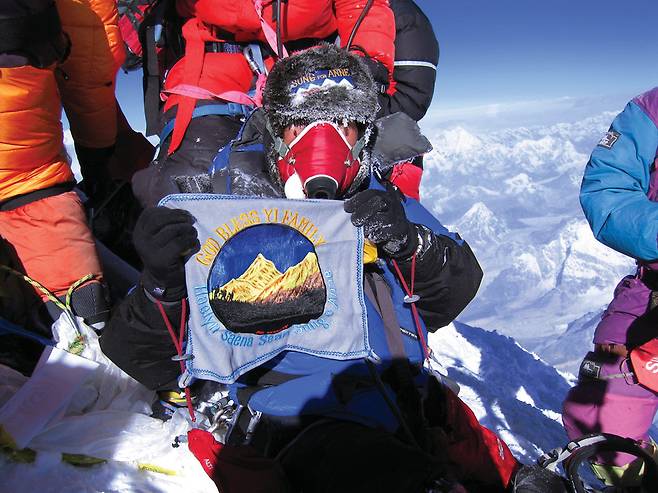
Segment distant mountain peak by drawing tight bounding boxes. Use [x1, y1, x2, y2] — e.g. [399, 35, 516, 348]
[455, 202, 509, 246]
[211, 252, 321, 304]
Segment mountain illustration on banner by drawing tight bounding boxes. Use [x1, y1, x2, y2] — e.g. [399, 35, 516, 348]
[207, 224, 327, 334]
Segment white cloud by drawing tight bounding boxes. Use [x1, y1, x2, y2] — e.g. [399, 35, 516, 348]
[420, 93, 628, 133]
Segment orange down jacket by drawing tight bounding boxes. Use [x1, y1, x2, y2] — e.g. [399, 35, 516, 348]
[0, 0, 125, 203]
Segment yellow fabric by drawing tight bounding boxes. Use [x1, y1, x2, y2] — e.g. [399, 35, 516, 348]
[590, 440, 658, 487]
[61, 453, 107, 466]
[56, 0, 125, 148]
[0, 65, 73, 202]
[158, 390, 187, 404]
[591, 460, 645, 487]
[0, 425, 18, 450]
[363, 240, 378, 264]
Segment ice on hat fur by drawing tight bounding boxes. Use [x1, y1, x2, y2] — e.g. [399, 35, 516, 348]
[263, 44, 380, 137]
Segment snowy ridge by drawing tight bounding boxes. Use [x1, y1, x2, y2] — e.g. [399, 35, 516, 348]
[430, 322, 573, 461]
[419, 111, 635, 370]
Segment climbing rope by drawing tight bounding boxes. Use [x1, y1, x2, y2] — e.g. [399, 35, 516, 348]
[0, 264, 94, 351]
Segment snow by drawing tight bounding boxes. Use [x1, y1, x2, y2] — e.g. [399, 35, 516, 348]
[0, 316, 219, 493]
[2, 307, 655, 491]
[429, 322, 573, 463]
[515, 386, 535, 407]
[0, 445, 214, 493]
[63, 129, 80, 182]
[419, 111, 636, 372]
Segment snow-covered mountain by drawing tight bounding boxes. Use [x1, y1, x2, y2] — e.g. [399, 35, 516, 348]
[429, 321, 574, 461]
[419, 112, 636, 372]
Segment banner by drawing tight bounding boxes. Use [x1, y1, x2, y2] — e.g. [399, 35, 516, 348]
[160, 194, 369, 383]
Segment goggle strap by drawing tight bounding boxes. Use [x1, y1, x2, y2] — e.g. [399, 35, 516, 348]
[351, 135, 367, 160]
[265, 119, 290, 158]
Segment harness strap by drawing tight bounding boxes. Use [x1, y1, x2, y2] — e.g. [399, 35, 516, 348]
[363, 271, 428, 451]
[159, 103, 253, 143]
[253, 0, 288, 58]
[166, 19, 213, 154]
[364, 273, 407, 361]
[163, 18, 258, 155]
[162, 11, 274, 151]
[144, 22, 162, 136]
[0, 182, 74, 212]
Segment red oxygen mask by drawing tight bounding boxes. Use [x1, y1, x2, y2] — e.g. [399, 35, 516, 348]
[276, 121, 361, 199]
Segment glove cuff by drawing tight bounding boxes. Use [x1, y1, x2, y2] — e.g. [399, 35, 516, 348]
[141, 270, 187, 302]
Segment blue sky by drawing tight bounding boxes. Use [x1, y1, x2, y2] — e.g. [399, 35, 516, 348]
[115, 1, 658, 132]
[415, 0, 658, 127]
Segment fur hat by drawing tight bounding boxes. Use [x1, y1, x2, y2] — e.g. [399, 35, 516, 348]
[263, 44, 380, 137]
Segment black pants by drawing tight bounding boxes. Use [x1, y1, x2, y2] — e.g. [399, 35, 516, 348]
[132, 114, 243, 208]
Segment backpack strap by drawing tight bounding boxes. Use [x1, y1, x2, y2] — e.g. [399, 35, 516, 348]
[141, 0, 169, 135]
[253, 0, 288, 58]
[363, 270, 429, 451]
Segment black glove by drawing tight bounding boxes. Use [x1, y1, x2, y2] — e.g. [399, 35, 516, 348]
[359, 54, 389, 94]
[344, 183, 418, 259]
[133, 207, 200, 301]
[75, 144, 115, 202]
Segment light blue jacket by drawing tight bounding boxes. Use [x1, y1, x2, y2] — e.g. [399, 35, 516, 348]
[580, 87, 658, 261]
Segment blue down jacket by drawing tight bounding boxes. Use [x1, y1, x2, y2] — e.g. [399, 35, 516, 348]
[580, 87, 658, 261]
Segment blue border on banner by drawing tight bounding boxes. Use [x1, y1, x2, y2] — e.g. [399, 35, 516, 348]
[160, 193, 370, 384]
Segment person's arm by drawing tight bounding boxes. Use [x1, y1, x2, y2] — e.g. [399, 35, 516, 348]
[334, 0, 395, 80]
[344, 183, 482, 332]
[378, 0, 438, 120]
[100, 207, 200, 390]
[580, 88, 658, 261]
[100, 287, 184, 390]
[55, 0, 126, 190]
[393, 224, 482, 332]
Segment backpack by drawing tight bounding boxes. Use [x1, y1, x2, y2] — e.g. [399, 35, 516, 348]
[117, 0, 160, 71]
[537, 433, 658, 492]
[117, 0, 185, 133]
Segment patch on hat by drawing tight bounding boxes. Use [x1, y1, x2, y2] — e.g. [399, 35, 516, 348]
[597, 131, 620, 149]
[290, 69, 355, 106]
